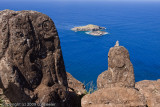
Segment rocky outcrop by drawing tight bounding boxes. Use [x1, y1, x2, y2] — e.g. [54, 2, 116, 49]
[81, 41, 148, 107]
[86, 31, 108, 36]
[82, 87, 147, 107]
[0, 72, 84, 107]
[0, 88, 2, 95]
[67, 72, 86, 96]
[135, 79, 160, 107]
[0, 9, 80, 107]
[71, 24, 106, 31]
[71, 24, 108, 36]
[97, 41, 135, 89]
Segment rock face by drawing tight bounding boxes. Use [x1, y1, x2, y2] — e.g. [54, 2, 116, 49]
[81, 87, 147, 107]
[0, 9, 72, 106]
[97, 42, 135, 89]
[67, 72, 86, 96]
[136, 79, 160, 107]
[71, 24, 106, 31]
[0, 88, 2, 95]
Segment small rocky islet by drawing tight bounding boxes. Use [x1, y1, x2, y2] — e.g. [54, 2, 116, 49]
[71, 24, 108, 36]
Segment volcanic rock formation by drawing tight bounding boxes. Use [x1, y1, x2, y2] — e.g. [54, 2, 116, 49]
[81, 42, 148, 107]
[136, 79, 160, 107]
[67, 72, 86, 96]
[71, 24, 108, 36]
[97, 41, 135, 89]
[87, 31, 108, 36]
[81, 87, 146, 107]
[0, 9, 80, 107]
[71, 24, 106, 31]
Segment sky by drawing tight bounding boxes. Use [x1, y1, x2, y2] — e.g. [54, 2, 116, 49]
[1, 0, 160, 1]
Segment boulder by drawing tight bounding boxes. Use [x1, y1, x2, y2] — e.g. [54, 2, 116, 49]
[81, 87, 147, 107]
[97, 41, 135, 89]
[135, 79, 160, 107]
[67, 72, 86, 96]
[0, 9, 74, 106]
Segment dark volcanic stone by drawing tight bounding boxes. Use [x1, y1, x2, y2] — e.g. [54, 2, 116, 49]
[67, 72, 86, 96]
[0, 9, 74, 106]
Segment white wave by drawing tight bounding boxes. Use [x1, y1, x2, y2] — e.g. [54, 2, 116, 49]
[85, 31, 91, 34]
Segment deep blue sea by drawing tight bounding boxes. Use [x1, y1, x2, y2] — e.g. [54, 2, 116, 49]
[1, 1, 160, 85]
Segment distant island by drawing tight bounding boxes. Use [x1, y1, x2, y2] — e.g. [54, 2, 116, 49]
[71, 24, 108, 36]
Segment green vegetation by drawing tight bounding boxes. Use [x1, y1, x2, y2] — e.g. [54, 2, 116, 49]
[84, 81, 97, 94]
[0, 97, 4, 106]
[0, 97, 11, 107]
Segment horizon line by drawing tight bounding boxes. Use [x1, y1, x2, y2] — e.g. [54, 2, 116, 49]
[1, 0, 160, 2]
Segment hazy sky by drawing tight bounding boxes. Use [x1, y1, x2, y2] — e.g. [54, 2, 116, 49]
[2, 0, 160, 1]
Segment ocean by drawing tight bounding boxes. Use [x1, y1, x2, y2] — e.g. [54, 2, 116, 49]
[1, 1, 160, 85]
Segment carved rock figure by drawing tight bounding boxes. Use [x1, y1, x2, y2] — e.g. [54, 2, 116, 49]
[81, 42, 146, 107]
[0, 9, 69, 106]
[97, 43, 135, 89]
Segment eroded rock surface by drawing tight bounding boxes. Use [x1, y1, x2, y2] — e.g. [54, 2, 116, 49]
[136, 79, 160, 107]
[97, 42, 135, 89]
[81, 87, 147, 107]
[67, 72, 86, 96]
[0, 9, 72, 106]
